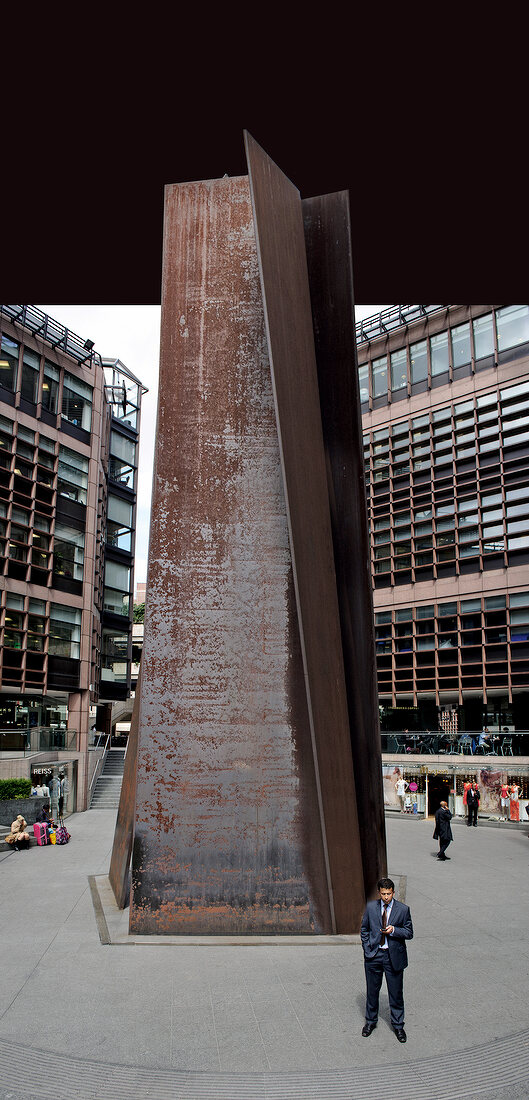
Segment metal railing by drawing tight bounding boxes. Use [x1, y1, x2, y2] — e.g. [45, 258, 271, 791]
[355, 304, 448, 345]
[0, 727, 78, 753]
[0, 304, 100, 368]
[88, 733, 110, 806]
[381, 730, 527, 757]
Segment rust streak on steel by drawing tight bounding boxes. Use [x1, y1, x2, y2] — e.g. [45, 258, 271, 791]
[122, 132, 384, 935]
[129, 171, 332, 935]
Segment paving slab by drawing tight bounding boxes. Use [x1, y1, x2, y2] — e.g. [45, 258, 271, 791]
[0, 808, 528, 1099]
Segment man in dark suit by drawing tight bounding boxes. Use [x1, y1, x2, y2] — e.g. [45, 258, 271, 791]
[467, 782, 480, 826]
[433, 800, 453, 860]
[360, 877, 413, 1043]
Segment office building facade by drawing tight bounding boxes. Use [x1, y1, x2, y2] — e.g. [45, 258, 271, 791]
[0, 305, 146, 810]
[358, 304, 529, 754]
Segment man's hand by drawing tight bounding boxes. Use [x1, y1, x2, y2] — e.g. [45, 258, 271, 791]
[386, 925, 395, 935]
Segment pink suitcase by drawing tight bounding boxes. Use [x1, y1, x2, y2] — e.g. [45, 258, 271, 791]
[33, 822, 49, 846]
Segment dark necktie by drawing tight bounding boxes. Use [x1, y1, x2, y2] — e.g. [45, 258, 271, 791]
[381, 903, 388, 946]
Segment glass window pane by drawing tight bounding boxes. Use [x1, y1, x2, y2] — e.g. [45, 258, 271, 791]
[390, 348, 407, 391]
[358, 364, 369, 403]
[510, 592, 529, 607]
[0, 333, 19, 391]
[473, 314, 494, 359]
[372, 356, 387, 398]
[430, 331, 449, 375]
[417, 604, 434, 618]
[62, 372, 93, 431]
[42, 361, 60, 413]
[496, 305, 529, 351]
[107, 495, 133, 526]
[451, 322, 472, 367]
[410, 340, 428, 384]
[20, 349, 40, 403]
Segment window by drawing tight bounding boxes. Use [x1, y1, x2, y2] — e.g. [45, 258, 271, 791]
[473, 314, 494, 359]
[410, 340, 428, 384]
[496, 305, 529, 351]
[101, 629, 128, 683]
[358, 364, 369, 403]
[107, 494, 133, 552]
[372, 356, 388, 398]
[20, 348, 40, 403]
[0, 333, 19, 391]
[451, 322, 472, 367]
[49, 604, 81, 659]
[42, 361, 60, 413]
[61, 373, 92, 431]
[58, 446, 88, 504]
[430, 331, 449, 375]
[109, 431, 136, 488]
[53, 523, 85, 581]
[390, 348, 407, 391]
[104, 560, 131, 616]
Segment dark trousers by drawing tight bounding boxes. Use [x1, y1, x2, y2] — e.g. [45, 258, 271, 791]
[438, 837, 451, 857]
[467, 803, 478, 826]
[364, 948, 405, 1027]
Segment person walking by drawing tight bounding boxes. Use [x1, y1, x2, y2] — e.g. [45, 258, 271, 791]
[360, 877, 413, 1044]
[467, 782, 480, 826]
[433, 800, 453, 860]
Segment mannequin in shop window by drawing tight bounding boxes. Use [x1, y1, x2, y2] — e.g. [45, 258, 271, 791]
[509, 784, 521, 822]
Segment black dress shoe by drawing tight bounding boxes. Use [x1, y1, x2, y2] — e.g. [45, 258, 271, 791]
[362, 1022, 376, 1037]
[394, 1028, 407, 1042]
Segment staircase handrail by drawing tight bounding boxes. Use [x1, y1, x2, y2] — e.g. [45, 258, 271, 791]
[88, 733, 111, 806]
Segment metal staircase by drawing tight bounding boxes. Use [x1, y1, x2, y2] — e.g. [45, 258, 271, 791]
[89, 748, 126, 809]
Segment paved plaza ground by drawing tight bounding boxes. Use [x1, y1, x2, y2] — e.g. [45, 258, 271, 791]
[1, 808, 528, 1100]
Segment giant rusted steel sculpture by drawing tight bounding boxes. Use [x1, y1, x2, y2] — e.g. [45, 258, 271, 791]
[110, 132, 386, 934]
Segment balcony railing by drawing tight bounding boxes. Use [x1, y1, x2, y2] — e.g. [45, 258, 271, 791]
[381, 730, 527, 757]
[0, 727, 78, 753]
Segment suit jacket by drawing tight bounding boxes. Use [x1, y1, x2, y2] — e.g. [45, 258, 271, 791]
[467, 788, 480, 807]
[433, 806, 453, 841]
[360, 898, 413, 971]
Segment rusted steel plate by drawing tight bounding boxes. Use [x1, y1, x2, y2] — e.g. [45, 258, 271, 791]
[302, 191, 387, 899]
[244, 133, 366, 931]
[108, 663, 142, 909]
[129, 174, 332, 934]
